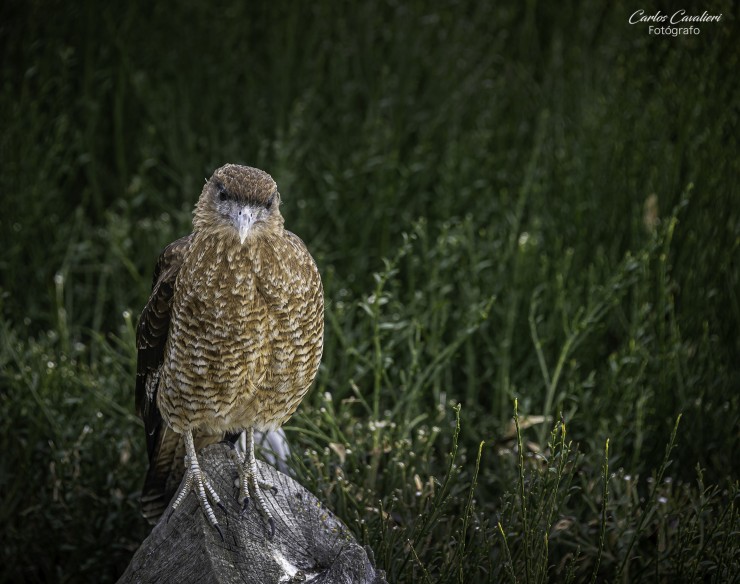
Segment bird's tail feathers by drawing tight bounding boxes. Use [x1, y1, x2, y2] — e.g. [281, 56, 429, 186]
[140, 426, 183, 524]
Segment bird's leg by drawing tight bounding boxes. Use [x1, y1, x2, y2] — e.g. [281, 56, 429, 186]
[237, 427, 276, 538]
[169, 429, 225, 540]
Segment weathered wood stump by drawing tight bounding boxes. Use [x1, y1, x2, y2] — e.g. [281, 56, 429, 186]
[118, 443, 387, 584]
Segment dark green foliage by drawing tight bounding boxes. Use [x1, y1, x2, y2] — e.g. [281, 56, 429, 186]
[1, 0, 738, 582]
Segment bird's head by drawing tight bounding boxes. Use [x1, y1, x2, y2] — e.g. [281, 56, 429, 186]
[193, 164, 283, 244]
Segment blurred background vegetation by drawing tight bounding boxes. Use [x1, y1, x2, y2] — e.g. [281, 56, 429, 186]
[1, 0, 738, 582]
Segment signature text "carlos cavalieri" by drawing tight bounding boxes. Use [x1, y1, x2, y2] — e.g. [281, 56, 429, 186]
[629, 9, 723, 36]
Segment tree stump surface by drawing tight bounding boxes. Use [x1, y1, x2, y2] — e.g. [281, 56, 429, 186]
[118, 443, 387, 584]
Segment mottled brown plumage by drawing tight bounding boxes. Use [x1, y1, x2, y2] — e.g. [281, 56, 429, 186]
[135, 164, 324, 535]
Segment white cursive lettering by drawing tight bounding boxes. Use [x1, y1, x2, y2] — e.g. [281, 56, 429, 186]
[670, 10, 723, 24]
[629, 9, 668, 24]
[630, 9, 723, 25]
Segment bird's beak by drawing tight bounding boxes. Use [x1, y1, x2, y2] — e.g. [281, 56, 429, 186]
[237, 206, 256, 244]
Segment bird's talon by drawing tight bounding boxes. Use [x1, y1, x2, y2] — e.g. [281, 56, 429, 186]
[214, 523, 224, 542]
[240, 497, 250, 517]
[235, 428, 277, 536]
[217, 501, 227, 514]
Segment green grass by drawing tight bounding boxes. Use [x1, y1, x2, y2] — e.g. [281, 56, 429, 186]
[1, 0, 738, 581]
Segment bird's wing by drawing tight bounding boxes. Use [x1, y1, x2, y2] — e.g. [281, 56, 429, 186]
[135, 233, 192, 523]
[135, 233, 192, 446]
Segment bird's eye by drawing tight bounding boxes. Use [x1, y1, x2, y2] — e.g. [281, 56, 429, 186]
[215, 181, 231, 202]
[266, 195, 275, 210]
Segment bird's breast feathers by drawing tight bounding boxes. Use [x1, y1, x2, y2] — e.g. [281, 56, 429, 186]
[176, 230, 321, 313]
[158, 228, 323, 432]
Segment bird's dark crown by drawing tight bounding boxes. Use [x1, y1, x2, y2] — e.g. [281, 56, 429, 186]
[210, 164, 278, 207]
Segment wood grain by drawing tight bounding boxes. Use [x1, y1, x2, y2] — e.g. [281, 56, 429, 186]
[118, 444, 387, 584]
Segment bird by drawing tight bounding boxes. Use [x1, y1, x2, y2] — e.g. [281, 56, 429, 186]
[135, 164, 324, 538]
